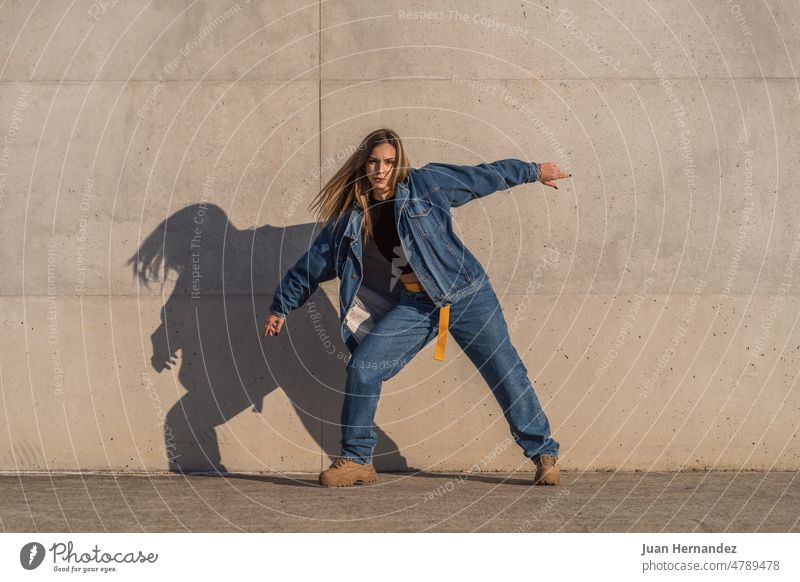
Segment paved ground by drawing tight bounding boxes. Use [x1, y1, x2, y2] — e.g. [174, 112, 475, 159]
[1, 471, 798, 532]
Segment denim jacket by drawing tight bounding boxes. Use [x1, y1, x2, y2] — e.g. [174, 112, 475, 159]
[268, 158, 541, 353]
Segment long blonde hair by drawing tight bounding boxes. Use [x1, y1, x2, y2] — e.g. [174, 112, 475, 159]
[308, 128, 410, 243]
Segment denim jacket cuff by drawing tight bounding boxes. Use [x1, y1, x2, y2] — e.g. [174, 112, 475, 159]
[528, 161, 541, 183]
[268, 305, 288, 319]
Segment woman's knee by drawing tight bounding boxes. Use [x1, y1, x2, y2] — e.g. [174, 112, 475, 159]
[347, 349, 410, 383]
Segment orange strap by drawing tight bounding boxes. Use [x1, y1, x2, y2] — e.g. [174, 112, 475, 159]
[434, 304, 450, 361]
[402, 281, 449, 361]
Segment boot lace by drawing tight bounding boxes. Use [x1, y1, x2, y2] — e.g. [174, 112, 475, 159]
[333, 456, 355, 468]
[536, 454, 557, 466]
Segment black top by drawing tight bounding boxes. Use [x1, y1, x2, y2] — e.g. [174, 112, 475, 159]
[367, 195, 414, 275]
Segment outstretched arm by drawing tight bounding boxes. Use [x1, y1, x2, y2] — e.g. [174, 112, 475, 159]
[421, 158, 570, 208]
[267, 220, 338, 321]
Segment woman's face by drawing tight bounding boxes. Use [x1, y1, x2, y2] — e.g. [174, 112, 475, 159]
[364, 142, 396, 194]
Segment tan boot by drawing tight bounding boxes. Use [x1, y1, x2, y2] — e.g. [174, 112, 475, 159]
[319, 456, 378, 487]
[533, 454, 560, 486]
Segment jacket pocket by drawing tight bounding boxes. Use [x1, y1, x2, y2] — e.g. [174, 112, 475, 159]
[406, 192, 433, 216]
[405, 191, 444, 236]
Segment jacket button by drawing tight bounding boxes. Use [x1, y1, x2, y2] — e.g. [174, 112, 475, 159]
[351, 273, 357, 279]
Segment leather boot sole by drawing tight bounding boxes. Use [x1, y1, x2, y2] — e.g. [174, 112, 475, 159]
[319, 466, 378, 487]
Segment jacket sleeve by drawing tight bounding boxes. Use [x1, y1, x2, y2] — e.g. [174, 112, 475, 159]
[268, 220, 338, 319]
[420, 159, 540, 208]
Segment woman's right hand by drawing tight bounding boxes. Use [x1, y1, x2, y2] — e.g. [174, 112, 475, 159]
[537, 161, 572, 189]
[263, 313, 285, 337]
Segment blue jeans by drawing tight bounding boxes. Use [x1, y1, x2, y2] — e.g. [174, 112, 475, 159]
[339, 279, 560, 465]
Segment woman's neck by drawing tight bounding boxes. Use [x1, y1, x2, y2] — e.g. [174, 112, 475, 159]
[370, 186, 393, 201]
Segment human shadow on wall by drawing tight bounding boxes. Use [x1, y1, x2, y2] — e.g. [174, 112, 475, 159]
[125, 203, 409, 475]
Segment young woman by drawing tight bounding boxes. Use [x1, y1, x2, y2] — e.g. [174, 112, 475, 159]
[263, 128, 571, 487]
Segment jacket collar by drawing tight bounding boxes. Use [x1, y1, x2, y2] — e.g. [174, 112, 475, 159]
[343, 208, 361, 241]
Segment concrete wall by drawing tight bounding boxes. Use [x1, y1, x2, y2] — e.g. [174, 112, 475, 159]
[1, 0, 798, 473]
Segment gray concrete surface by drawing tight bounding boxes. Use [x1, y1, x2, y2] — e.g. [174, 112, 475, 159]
[1, 471, 798, 532]
[1, 1, 799, 474]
